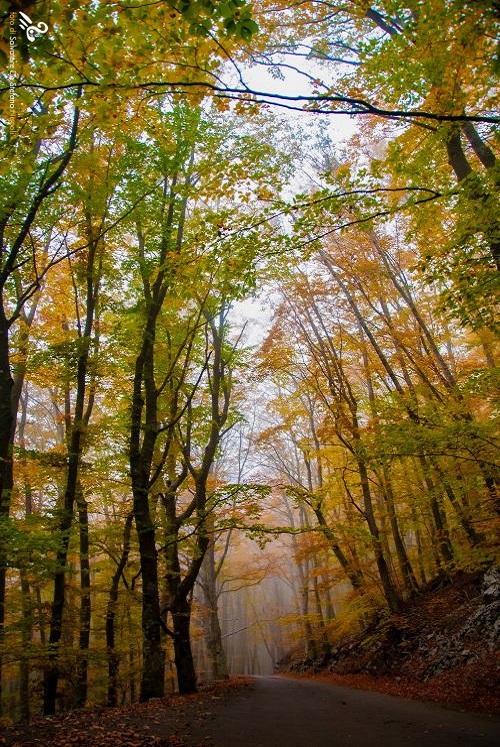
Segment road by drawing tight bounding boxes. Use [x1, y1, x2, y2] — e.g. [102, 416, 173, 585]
[179, 675, 500, 747]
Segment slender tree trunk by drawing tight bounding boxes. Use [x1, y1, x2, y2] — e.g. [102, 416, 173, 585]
[431, 462, 482, 546]
[206, 586, 228, 681]
[129, 276, 167, 702]
[106, 512, 133, 707]
[75, 491, 91, 708]
[312, 574, 331, 658]
[417, 455, 454, 567]
[381, 467, 419, 596]
[300, 573, 318, 660]
[0, 311, 14, 717]
[127, 604, 137, 704]
[43, 228, 100, 715]
[357, 455, 401, 613]
[16, 382, 35, 720]
[287, 505, 318, 659]
[409, 498, 428, 586]
[43, 474, 74, 712]
[162, 309, 232, 693]
[19, 571, 32, 722]
[320, 557, 336, 623]
[133, 480, 165, 701]
[43, 438, 84, 714]
[313, 506, 365, 593]
[199, 536, 228, 681]
[163, 518, 210, 695]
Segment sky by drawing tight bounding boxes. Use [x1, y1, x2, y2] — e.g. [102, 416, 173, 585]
[227, 55, 359, 347]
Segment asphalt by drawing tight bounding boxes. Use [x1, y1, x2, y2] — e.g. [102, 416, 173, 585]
[178, 675, 500, 747]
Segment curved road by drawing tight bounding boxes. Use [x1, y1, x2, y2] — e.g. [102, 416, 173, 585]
[179, 675, 500, 747]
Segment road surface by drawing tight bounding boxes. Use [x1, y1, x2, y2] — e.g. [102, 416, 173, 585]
[178, 675, 500, 747]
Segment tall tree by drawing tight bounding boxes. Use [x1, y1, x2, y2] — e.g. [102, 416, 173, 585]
[42, 130, 119, 714]
[0, 93, 81, 715]
[125, 103, 289, 697]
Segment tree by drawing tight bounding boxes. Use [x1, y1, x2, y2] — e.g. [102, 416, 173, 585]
[158, 303, 238, 693]
[0, 93, 81, 715]
[123, 102, 290, 697]
[248, 1, 498, 324]
[257, 213, 498, 620]
[42, 129, 123, 714]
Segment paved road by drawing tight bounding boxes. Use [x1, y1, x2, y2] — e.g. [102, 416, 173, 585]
[179, 675, 500, 747]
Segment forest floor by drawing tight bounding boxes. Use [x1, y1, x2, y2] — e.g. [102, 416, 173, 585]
[0, 678, 248, 747]
[1, 569, 499, 746]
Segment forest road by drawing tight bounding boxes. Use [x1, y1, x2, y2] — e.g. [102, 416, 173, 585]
[179, 675, 500, 747]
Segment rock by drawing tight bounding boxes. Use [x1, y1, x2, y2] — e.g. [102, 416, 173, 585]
[482, 566, 500, 603]
[461, 599, 500, 648]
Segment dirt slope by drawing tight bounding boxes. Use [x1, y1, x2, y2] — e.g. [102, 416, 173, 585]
[279, 566, 500, 714]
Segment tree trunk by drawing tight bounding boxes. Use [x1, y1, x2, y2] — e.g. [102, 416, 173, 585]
[446, 126, 500, 270]
[446, 126, 473, 182]
[432, 462, 482, 546]
[17, 382, 35, 721]
[300, 574, 318, 660]
[313, 506, 365, 593]
[133, 483, 165, 701]
[287, 506, 318, 659]
[410, 498, 428, 587]
[43, 449, 82, 715]
[312, 574, 331, 658]
[19, 570, 32, 722]
[0, 312, 14, 717]
[127, 605, 137, 704]
[357, 456, 401, 613]
[106, 512, 133, 707]
[172, 598, 197, 694]
[75, 492, 91, 708]
[461, 122, 497, 172]
[381, 467, 419, 596]
[129, 294, 166, 702]
[43, 227, 99, 715]
[199, 537, 228, 681]
[418, 455, 454, 566]
[320, 557, 336, 623]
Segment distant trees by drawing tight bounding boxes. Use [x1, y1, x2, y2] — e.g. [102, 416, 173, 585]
[257, 220, 498, 652]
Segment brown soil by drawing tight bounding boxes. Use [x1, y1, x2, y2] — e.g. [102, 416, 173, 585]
[0, 678, 252, 747]
[286, 658, 500, 715]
